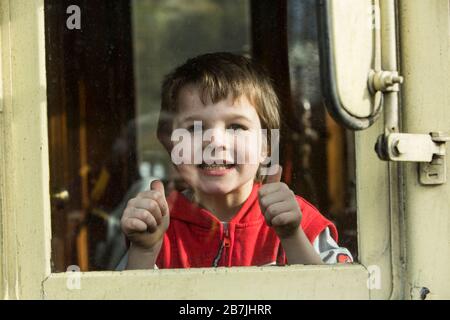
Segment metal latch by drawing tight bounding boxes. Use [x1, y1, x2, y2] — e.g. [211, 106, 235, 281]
[375, 132, 449, 185]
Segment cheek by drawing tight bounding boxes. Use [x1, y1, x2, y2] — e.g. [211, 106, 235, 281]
[242, 163, 260, 176]
[233, 163, 260, 185]
[234, 132, 266, 164]
[171, 136, 208, 165]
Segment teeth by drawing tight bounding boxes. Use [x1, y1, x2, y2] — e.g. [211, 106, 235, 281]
[199, 163, 234, 169]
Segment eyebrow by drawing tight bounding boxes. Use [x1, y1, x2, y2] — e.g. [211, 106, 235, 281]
[178, 113, 253, 124]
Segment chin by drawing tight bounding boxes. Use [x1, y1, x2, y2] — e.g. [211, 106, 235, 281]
[198, 181, 235, 195]
[177, 164, 258, 195]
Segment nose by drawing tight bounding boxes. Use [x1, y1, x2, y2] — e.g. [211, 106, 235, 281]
[203, 127, 228, 150]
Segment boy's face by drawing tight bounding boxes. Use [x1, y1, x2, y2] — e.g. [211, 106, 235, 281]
[171, 84, 267, 195]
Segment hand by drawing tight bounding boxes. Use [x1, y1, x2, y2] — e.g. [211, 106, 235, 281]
[258, 165, 302, 239]
[121, 180, 170, 251]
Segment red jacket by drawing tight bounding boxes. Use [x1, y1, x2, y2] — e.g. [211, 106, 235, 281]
[156, 182, 337, 268]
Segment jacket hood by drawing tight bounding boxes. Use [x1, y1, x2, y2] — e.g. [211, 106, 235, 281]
[166, 182, 264, 230]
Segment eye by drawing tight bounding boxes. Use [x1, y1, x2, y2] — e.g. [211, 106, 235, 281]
[228, 123, 249, 131]
[185, 123, 202, 132]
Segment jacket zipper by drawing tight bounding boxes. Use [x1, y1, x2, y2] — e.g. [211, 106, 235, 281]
[212, 222, 231, 267]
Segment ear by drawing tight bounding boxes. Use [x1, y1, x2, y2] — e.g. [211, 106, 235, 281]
[157, 110, 175, 155]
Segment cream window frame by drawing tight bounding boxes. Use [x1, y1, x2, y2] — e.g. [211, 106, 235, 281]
[0, 0, 402, 299]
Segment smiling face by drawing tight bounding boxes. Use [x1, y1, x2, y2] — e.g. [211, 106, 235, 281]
[172, 84, 267, 196]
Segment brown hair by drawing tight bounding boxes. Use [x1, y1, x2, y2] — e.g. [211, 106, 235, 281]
[157, 52, 280, 181]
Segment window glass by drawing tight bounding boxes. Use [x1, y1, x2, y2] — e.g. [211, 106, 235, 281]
[46, 0, 356, 272]
[287, 0, 357, 259]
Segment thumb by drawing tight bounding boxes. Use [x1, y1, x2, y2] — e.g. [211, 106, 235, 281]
[264, 164, 282, 184]
[150, 179, 166, 197]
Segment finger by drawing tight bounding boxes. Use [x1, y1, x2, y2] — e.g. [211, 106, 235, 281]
[263, 164, 282, 184]
[151, 179, 166, 197]
[262, 201, 292, 226]
[131, 208, 158, 232]
[123, 217, 148, 233]
[125, 206, 158, 229]
[258, 181, 290, 198]
[150, 180, 169, 216]
[137, 190, 169, 217]
[259, 190, 290, 210]
[131, 198, 162, 225]
[145, 214, 158, 233]
[271, 211, 297, 227]
[263, 201, 292, 219]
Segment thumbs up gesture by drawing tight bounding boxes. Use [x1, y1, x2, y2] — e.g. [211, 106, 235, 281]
[258, 165, 302, 239]
[121, 180, 170, 250]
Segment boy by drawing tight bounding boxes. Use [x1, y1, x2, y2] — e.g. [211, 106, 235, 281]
[121, 52, 352, 269]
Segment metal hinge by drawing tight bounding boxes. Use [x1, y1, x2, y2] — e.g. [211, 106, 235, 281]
[375, 132, 449, 185]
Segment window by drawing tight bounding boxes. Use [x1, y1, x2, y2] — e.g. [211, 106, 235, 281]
[1, 0, 399, 299]
[45, 0, 357, 273]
